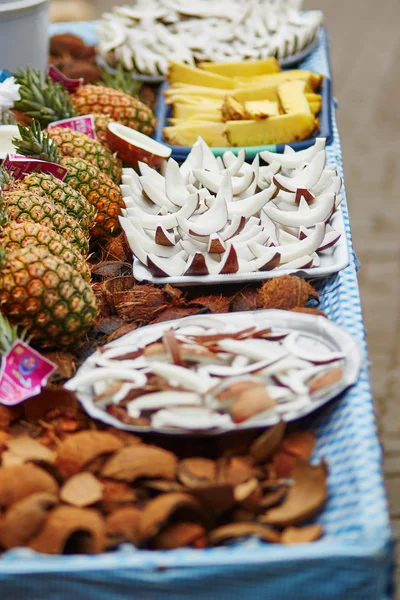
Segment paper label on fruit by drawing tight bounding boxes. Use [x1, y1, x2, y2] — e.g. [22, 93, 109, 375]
[47, 115, 96, 140]
[0, 341, 57, 406]
[47, 65, 83, 93]
[3, 154, 68, 181]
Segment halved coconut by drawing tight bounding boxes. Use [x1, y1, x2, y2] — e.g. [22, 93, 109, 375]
[107, 123, 171, 169]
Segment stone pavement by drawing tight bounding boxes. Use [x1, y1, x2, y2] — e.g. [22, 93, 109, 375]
[52, 0, 400, 591]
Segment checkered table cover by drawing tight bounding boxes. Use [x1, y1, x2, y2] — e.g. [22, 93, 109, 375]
[0, 22, 394, 600]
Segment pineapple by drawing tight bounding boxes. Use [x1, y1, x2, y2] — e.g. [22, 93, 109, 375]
[13, 67, 156, 141]
[278, 81, 311, 115]
[0, 246, 98, 348]
[92, 113, 115, 146]
[0, 169, 95, 232]
[163, 122, 228, 147]
[198, 57, 280, 78]
[221, 96, 247, 122]
[47, 126, 122, 184]
[71, 84, 156, 136]
[1, 189, 89, 256]
[0, 221, 91, 281]
[13, 67, 76, 126]
[225, 113, 318, 147]
[13, 122, 125, 240]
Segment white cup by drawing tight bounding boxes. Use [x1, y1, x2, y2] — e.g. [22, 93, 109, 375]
[0, 0, 50, 74]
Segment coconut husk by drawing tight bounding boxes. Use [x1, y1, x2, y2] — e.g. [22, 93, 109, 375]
[258, 276, 319, 310]
[98, 479, 138, 514]
[152, 522, 207, 550]
[281, 523, 323, 544]
[208, 522, 280, 546]
[177, 458, 217, 488]
[281, 431, 316, 461]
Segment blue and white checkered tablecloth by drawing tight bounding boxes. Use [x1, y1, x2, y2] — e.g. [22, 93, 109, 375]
[0, 23, 394, 600]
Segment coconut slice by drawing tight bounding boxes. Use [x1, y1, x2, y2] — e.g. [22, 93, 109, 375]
[275, 255, 314, 270]
[318, 229, 341, 251]
[65, 368, 147, 391]
[223, 148, 246, 176]
[311, 169, 337, 195]
[263, 193, 335, 227]
[165, 158, 190, 207]
[179, 175, 229, 236]
[180, 138, 203, 180]
[227, 184, 277, 218]
[208, 234, 226, 254]
[151, 407, 232, 430]
[127, 391, 203, 417]
[155, 226, 175, 247]
[184, 253, 210, 276]
[147, 254, 187, 277]
[107, 122, 171, 168]
[260, 138, 326, 169]
[193, 168, 253, 196]
[273, 150, 326, 192]
[237, 155, 259, 199]
[140, 176, 180, 212]
[249, 223, 325, 265]
[219, 216, 247, 241]
[127, 192, 198, 230]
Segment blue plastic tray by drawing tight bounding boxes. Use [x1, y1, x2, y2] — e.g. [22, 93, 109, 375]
[0, 23, 393, 600]
[154, 76, 333, 161]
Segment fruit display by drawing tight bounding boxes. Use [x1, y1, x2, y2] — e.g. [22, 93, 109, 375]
[0, 399, 327, 553]
[97, 1, 323, 76]
[13, 121, 125, 239]
[12, 67, 156, 138]
[163, 61, 323, 147]
[119, 137, 342, 279]
[68, 312, 359, 433]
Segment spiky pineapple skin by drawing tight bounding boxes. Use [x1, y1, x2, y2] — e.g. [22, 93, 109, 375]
[1, 222, 91, 281]
[71, 85, 156, 136]
[60, 157, 124, 239]
[47, 126, 123, 183]
[11, 172, 95, 231]
[92, 113, 114, 146]
[0, 246, 98, 348]
[2, 190, 89, 256]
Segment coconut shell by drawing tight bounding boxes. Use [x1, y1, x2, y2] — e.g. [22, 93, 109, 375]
[249, 421, 286, 464]
[106, 506, 142, 548]
[29, 506, 106, 554]
[139, 493, 206, 544]
[101, 445, 178, 482]
[177, 458, 217, 488]
[152, 522, 207, 550]
[208, 522, 280, 546]
[281, 523, 323, 544]
[55, 431, 123, 477]
[98, 479, 138, 514]
[0, 464, 59, 508]
[281, 431, 316, 461]
[60, 472, 104, 507]
[259, 460, 328, 527]
[0, 492, 58, 549]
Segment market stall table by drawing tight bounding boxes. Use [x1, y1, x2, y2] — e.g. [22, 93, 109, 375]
[0, 21, 394, 600]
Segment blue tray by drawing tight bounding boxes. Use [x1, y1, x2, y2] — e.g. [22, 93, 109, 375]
[154, 76, 332, 160]
[0, 23, 393, 600]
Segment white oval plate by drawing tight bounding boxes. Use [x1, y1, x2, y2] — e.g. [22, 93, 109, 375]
[68, 310, 362, 436]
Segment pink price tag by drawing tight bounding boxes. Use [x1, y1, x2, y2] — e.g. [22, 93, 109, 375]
[47, 65, 83, 93]
[3, 154, 68, 181]
[0, 341, 57, 406]
[47, 115, 97, 140]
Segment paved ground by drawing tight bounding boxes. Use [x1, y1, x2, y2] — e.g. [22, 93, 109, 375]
[52, 0, 400, 591]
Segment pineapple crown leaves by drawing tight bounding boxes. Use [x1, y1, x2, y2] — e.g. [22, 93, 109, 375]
[13, 67, 77, 127]
[12, 120, 61, 164]
[0, 311, 30, 355]
[99, 65, 142, 98]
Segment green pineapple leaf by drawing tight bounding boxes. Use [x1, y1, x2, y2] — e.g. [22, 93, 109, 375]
[12, 120, 61, 164]
[13, 67, 77, 127]
[99, 65, 142, 98]
[0, 311, 30, 355]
